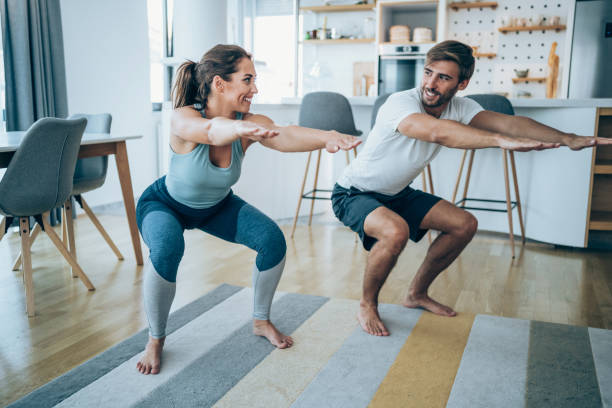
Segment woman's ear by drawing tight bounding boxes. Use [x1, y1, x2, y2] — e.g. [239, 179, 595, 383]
[212, 75, 224, 93]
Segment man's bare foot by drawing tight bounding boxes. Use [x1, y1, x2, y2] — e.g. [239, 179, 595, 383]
[136, 336, 165, 375]
[403, 293, 457, 317]
[253, 320, 293, 349]
[358, 302, 389, 336]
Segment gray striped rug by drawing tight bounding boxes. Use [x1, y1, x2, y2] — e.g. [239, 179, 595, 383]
[10, 284, 612, 407]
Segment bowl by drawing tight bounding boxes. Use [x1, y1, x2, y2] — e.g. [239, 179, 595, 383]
[514, 69, 529, 78]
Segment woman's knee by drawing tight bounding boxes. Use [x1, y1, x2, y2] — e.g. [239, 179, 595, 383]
[255, 225, 286, 270]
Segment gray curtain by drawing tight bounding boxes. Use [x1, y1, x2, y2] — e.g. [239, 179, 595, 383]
[0, 0, 68, 131]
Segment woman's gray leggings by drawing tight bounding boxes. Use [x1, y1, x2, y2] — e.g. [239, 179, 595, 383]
[137, 177, 287, 339]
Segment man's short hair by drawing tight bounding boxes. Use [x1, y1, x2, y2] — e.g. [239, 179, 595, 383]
[426, 40, 475, 82]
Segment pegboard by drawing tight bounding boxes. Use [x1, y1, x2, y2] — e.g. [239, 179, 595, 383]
[448, 0, 573, 98]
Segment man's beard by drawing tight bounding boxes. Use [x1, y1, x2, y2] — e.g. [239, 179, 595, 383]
[421, 84, 459, 108]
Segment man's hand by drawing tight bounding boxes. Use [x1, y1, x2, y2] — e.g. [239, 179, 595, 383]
[325, 131, 362, 153]
[497, 135, 560, 152]
[564, 134, 612, 151]
[234, 121, 279, 142]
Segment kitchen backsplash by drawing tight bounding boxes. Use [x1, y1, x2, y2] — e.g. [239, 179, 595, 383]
[448, 0, 573, 98]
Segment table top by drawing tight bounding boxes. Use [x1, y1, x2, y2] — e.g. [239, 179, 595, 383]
[0, 132, 142, 153]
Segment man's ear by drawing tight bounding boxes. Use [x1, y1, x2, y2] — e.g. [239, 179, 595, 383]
[458, 78, 470, 91]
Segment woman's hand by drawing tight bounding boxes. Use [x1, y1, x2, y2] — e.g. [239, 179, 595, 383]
[324, 131, 362, 153]
[234, 120, 279, 142]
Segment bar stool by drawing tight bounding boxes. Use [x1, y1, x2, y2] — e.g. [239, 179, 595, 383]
[452, 94, 525, 258]
[290, 92, 361, 237]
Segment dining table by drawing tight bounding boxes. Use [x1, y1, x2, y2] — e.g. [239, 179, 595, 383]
[0, 131, 144, 265]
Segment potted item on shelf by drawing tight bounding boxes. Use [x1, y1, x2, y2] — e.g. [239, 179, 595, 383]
[514, 68, 529, 78]
[515, 90, 532, 98]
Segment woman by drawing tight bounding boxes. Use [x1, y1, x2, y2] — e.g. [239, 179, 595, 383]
[136, 44, 360, 375]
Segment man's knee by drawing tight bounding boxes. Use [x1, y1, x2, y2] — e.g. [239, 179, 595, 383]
[380, 222, 409, 255]
[458, 212, 478, 241]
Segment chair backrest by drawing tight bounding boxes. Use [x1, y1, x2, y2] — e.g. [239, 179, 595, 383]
[69, 113, 112, 193]
[371, 93, 391, 128]
[0, 117, 87, 216]
[299, 92, 362, 136]
[465, 94, 515, 116]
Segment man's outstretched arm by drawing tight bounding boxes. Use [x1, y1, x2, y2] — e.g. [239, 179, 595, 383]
[468, 110, 612, 150]
[398, 113, 559, 152]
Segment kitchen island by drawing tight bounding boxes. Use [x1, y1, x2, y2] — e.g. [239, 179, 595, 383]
[235, 98, 612, 248]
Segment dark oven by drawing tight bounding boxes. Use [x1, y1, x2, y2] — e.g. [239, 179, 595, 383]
[378, 43, 434, 95]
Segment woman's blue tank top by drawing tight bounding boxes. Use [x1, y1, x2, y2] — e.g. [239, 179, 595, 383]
[165, 106, 244, 209]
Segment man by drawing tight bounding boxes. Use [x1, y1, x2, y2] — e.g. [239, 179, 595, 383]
[331, 40, 612, 336]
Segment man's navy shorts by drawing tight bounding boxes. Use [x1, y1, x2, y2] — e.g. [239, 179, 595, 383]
[331, 183, 442, 251]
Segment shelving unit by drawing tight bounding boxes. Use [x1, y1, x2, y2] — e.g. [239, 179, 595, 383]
[473, 52, 496, 58]
[499, 25, 566, 33]
[512, 77, 546, 83]
[380, 41, 436, 45]
[585, 109, 612, 245]
[300, 4, 375, 13]
[449, 1, 498, 10]
[302, 38, 375, 44]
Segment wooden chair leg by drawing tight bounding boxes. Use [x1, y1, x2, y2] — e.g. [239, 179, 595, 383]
[0, 216, 5, 242]
[345, 150, 350, 165]
[64, 199, 78, 277]
[308, 150, 322, 227]
[12, 223, 42, 271]
[509, 152, 526, 244]
[421, 171, 428, 193]
[19, 217, 35, 317]
[426, 164, 435, 195]
[502, 150, 516, 258]
[461, 150, 476, 203]
[42, 212, 95, 291]
[80, 196, 124, 260]
[452, 150, 468, 204]
[61, 207, 68, 247]
[353, 147, 358, 159]
[291, 151, 312, 238]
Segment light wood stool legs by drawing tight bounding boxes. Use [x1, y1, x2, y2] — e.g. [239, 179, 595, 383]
[421, 165, 435, 244]
[502, 150, 516, 258]
[308, 150, 323, 226]
[452, 149, 525, 258]
[291, 151, 313, 238]
[12, 223, 41, 271]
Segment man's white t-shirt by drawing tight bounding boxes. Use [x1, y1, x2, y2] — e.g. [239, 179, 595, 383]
[337, 88, 484, 195]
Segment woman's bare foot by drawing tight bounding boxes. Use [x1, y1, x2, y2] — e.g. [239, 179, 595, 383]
[136, 336, 165, 375]
[253, 320, 293, 349]
[357, 302, 389, 336]
[403, 293, 457, 317]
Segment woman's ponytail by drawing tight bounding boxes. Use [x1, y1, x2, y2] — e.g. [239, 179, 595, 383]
[171, 60, 198, 109]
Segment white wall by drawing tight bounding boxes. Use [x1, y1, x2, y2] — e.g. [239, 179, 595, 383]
[61, 0, 156, 207]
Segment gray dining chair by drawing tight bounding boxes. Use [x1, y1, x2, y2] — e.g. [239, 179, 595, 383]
[371, 93, 435, 243]
[0, 117, 95, 317]
[290, 92, 362, 238]
[12, 113, 123, 275]
[452, 94, 525, 258]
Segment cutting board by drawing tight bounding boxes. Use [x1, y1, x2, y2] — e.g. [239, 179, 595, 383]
[353, 61, 375, 96]
[546, 42, 559, 99]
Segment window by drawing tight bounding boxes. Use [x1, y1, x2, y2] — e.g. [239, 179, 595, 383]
[241, 0, 297, 102]
[147, 0, 173, 109]
[0, 28, 5, 131]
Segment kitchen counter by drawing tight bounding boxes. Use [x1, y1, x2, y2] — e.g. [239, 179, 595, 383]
[254, 97, 612, 109]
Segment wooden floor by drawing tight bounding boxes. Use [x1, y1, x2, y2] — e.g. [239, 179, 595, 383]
[1, 212, 611, 406]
